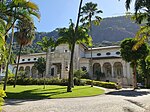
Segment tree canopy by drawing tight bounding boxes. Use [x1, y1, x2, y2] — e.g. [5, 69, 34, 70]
[120, 38, 149, 63]
[34, 57, 46, 77]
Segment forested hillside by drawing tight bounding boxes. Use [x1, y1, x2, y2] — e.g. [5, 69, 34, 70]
[13, 16, 140, 54]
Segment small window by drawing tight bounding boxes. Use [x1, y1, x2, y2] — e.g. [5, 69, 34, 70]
[34, 58, 36, 60]
[81, 66, 87, 71]
[97, 53, 101, 56]
[65, 50, 68, 52]
[22, 59, 25, 61]
[28, 59, 30, 61]
[106, 52, 111, 55]
[116, 51, 120, 55]
[51, 68, 54, 76]
[65, 67, 68, 71]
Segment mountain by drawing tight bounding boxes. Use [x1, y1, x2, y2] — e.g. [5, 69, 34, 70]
[33, 16, 139, 43]
[13, 16, 140, 54]
[92, 16, 139, 43]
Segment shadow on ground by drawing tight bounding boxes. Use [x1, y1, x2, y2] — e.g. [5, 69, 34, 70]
[106, 89, 150, 97]
[4, 87, 68, 106]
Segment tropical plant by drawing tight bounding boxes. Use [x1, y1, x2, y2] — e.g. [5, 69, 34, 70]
[124, 0, 150, 49]
[13, 18, 36, 88]
[55, 0, 84, 92]
[0, 0, 40, 35]
[0, 89, 6, 112]
[133, 25, 150, 50]
[1, 0, 40, 90]
[80, 2, 102, 87]
[145, 55, 150, 88]
[34, 57, 46, 78]
[37, 36, 56, 77]
[74, 69, 87, 79]
[125, 0, 150, 26]
[34, 57, 46, 89]
[0, 19, 6, 65]
[120, 38, 149, 89]
[80, 2, 103, 27]
[57, 19, 92, 92]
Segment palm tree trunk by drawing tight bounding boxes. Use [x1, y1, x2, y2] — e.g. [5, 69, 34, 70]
[13, 44, 22, 88]
[67, 43, 75, 92]
[46, 50, 49, 77]
[3, 26, 14, 90]
[68, 0, 83, 90]
[133, 63, 137, 89]
[89, 16, 94, 87]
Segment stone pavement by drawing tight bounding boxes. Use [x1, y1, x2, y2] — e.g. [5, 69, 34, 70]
[3, 88, 150, 112]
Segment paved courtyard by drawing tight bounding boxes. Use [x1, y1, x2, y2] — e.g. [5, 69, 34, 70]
[3, 88, 150, 112]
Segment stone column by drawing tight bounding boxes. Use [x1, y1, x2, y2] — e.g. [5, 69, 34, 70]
[122, 62, 127, 77]
[111, 62, 114, 78]
[101, 62, 104, 73]
[46, 48, 53, 78]
[29, 66, 32, 77]
[61, 62, 64, 79]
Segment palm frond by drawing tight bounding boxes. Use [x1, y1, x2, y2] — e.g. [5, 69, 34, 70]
[125, 0, 132, 10]
[133, 25, 150, 50]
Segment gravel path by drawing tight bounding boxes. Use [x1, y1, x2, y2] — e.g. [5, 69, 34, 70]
[3, 88, 150, 112]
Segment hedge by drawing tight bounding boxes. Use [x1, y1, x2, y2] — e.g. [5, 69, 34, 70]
[7, 77, 85, 86]
[6, 77, 118, 89]
[81, 79, 118, 89]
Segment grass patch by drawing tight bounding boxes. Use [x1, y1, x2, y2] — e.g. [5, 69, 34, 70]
[1, 85, 104, 99]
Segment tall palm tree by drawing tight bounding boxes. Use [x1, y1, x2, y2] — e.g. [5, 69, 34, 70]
[37, 36, 56, 89]
[2, 0, 40, 90]
[54, 0, 83, 92]
[80, 2, 102, 86]
[57, 20, 92, 92]
[13, 18, 35, 88]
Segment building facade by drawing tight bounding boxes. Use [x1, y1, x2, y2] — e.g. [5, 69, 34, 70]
[12, 44, 133, 86]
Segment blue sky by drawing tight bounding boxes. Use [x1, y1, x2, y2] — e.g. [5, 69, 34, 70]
[31, 0, 134, 32]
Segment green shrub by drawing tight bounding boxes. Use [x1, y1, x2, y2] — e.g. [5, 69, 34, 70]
[6, 77, 117, 89]
[84, 79, 92, 85]
[81, 79, 118, 89]
[61, 79, 68, 86]
[6, 77, 84, 86]
[74, 77, 86, 86]
[0, 90, 6, 111]
[74, 69, 89, 79]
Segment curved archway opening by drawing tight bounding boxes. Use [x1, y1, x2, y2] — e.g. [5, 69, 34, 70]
[113, 62, 123, 78]
[25, 66, 30, 77]
[103, 62, 112, 78]
[93, 63, 101, 80]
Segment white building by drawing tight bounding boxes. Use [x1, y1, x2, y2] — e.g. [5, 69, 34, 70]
[12, 44, 133, 86]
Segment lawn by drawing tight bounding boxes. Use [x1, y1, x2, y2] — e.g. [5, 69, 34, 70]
[1, 85, 104, 99]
